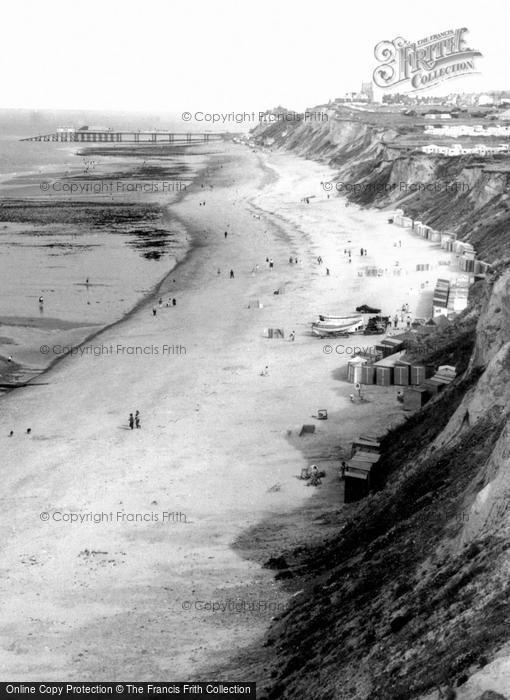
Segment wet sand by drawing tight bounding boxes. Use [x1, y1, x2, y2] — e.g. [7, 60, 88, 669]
[0, 142, 462, 680]
[0, 143, 218, 386]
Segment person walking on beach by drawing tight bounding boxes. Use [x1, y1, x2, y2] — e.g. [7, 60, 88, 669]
[129, 413, 134, 430]
[269, 259, 274, 269]
[289, 330, 295, 342]
[224, 231, 228, 239]
[230, 269, 235, 279]
[172, 298, 176, 306]
[135, 411, 141, 429]
[326, 268, 330, 276]
[152, 308, 157, 317]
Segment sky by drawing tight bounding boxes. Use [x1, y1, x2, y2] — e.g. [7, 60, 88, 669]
[1, 0, 508, 115]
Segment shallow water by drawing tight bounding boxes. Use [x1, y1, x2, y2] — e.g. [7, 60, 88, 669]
[0, 137, 213, 383]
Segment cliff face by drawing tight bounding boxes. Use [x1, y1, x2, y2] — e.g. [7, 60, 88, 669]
[248, 113, 510, 699]
[252, 112, 510, 264]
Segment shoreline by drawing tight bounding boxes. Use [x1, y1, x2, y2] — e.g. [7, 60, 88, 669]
[0, 141, 463, 681]
[0, 142, 220, 389]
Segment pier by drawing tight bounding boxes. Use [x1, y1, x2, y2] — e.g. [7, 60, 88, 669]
[20, 128, 225, 143]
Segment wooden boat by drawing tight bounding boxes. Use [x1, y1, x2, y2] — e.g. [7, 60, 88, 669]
[319, 313, 364, 323]
[312, 316, 364, 337]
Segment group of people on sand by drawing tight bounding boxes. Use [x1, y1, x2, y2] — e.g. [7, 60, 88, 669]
[152, 298, 176, 316]
[128, 411, 141, 430]
[392, 303, 412, 329]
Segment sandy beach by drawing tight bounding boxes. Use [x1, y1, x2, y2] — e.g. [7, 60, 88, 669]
[0, 142, 462, 681]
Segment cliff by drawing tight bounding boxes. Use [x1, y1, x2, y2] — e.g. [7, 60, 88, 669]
[243, 110, 510, 698]
[251, 109, 510, 264]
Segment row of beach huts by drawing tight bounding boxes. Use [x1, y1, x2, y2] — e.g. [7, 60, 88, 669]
[391, 209, 491, 275]
[347, 335, 455, 404]
[344, 356, 456, 502]
[344, 358, 453, 501]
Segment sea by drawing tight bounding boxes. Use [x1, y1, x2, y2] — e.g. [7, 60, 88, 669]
[0, 113, 210, 387]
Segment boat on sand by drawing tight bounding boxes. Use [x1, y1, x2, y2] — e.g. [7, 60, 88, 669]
[312, 315, 364, 337]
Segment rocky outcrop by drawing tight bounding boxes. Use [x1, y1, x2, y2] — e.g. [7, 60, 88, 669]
[471, 271, 510, 369]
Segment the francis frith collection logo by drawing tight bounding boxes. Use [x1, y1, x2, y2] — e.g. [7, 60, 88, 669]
[373, 28, 482, 92]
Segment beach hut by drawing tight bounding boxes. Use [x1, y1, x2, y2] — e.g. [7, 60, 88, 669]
[344, 455, 379, 503]
[361, 364, 376, 385]
[410, 365, 427, 385]
[433, 279, 450, 315]
[265, 328, 285, 339]
[351, 451, 380, 466]
[344, 469, 370, 502]
[396, 356, 412, 373]
[394, 365, 410, 386]
[403, 386, 430, 411]
[422, 377, 448, 395]
[374, 350, 406, 385]
[375, 339, 404, 358]
[347, 356, 367, 384]
[376, 366, 393, 386]
[350, 438, 380, 457]
[437, 370, 454, 384]
[440, 232, 455, 249]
